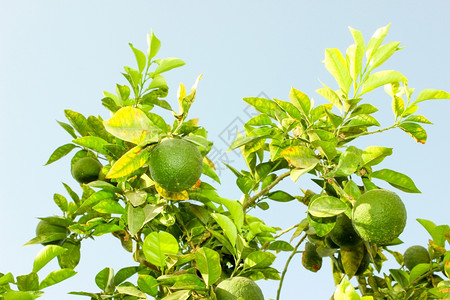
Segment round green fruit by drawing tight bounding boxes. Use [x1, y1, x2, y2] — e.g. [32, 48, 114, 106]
[329, 213, 362, 248]
[148, 138, 203, 192]
[352, 189, 406, 245]
[215, 277, 264, 300]
[403, 245, 430, 271]
[36, 220, 69, 245]
[71, 157, 103, 184]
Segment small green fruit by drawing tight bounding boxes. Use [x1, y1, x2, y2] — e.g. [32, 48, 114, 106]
[215, 277, 264, 300]
[403, 245, 430, 271]
[71, 157, 103, 184]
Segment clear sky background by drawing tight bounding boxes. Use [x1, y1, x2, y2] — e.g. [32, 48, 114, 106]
[1, 1, 449, 299]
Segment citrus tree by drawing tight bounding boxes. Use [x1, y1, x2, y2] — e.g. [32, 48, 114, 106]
[1, 24, 450, 300]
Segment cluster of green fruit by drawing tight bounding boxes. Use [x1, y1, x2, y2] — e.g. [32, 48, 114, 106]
[304, 189, 407, 277]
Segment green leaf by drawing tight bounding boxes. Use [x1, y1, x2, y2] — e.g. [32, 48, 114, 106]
[366, 24, 391, 61]
[147, 30, 161, 60]
[39, 269, 77, 289]
[403, 115, 432, 124]
[266, 190, 295, 202]
[77, 190, 116, 212]
[371, 168, 421, 193]
[141, 92, 172, 110]
[333, 277, 361, 300]
[106, 145, 151, 179]
[126, 191, 148, 207]
[267, 240, 294, 252]
[161, 290, 191, 300]
[72, 136, 110, 155]
[389, 269, 409, 289]
[244, 251, 276, 269]
[345, 114, 380, 128]
[414, 88, 450, 104]
[308, 195, 347, 218]
[64, 110, 90, 137]
[202, 160, 220, 184]
[243, 97, 287, 120]
[143, 231, 179, 267]
[219, 198, 244, 232]
[333, 147, 361, 176]
[195, 247, 221, 286]
[281, 145, 319, 169]
[129, 43, 146, 73]
[114, 267, 138, 286]
[324, 48, 352, 94]
[350, 103, 378, 118]
[93, 199, 125, 214]
[288, 87, 311, 117]
[0, 272, 15, 285]
[361, 70, 407, 94]
[361, 146, 393, 167]
[392, 96, 405, 119]
[368, 41, 401, 72]
[137, 274, 158, 296]
[399, 122, 427, 144]
[2, 290, 42, 300]
[57, 240, 81, 269]
[16, 272, 39, 291]
[57, 120, 78, 139]
[32, 245, 67, 273]
[127, 205, 145, 236]
[45, 143, 78, 165]
[87, 115, 115, 143]
[95, 267, 115, 294]
[316, 84, 342, 109]
[116, 285, 147, 298]
[154, 57, 185, 74]
[347, 27, 365, 81]
[211, 213, 237, 251]
[103, 106, 160, 145]
[228, 134, 269, 151]
[147, 74, 168, 90]
[274, 98, 304, 121]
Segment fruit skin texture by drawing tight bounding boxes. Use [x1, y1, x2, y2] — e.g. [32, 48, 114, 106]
[215, 276, 264, 300]
[403, 245, 430, 271]
[329, 213, 362, 248]
[36, 220, 69, 245]
[71, 157, 103, 184]
[352, 189, 406, 245]
[148, 138, 203, 192]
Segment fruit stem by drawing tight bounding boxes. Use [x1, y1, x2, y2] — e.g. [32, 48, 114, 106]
[276, 233, 307, 300]
[243, 171, 291, 211]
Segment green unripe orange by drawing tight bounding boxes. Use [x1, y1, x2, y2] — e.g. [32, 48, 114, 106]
[215, 277, 264, 300]
[329, 213, 362, 248]
[148, 138, 203, 192]
[71, 157, 103, 184]
[352, 189, 406, 245]
[403, 245, 430, 271]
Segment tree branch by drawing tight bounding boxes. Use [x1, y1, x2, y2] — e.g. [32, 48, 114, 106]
[243, 171, 291, 210]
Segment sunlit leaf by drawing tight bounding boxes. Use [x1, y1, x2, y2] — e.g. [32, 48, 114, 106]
[308, 195, 347, 218]
[324, 48, 352, 94]
[289, 87, 311, 117]
[414, 88, 450, 104]
[361, 146, 392, 167]
[129, 43, 146, 73]
[106, 145, 151, 179]
[65, 110, 91, 137]
[143, 231, 179, 267]
[361, 70, 406, 94]
[281, 146, 319, 169]
[32, 245, 67, 273]
[243, 97, 287, 120]
[195, 247, 221, 286]
[371, 168, 421, 193]
[366, 24, 391, 61]
[154, 57, 185, 74]
[103, 106, 161, 145]
[147, 30, 161, 60]
[45, 143, 78, 165]
[368, 41, 401, 72]
[39, 269, 77, 289]
[72, 136, 110, 155]
[211, 213, 237, 250]
[399, 122, 427, 144]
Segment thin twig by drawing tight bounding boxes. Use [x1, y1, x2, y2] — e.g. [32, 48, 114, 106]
[276, 233, 308, 300]
[243, 171, 291, 210]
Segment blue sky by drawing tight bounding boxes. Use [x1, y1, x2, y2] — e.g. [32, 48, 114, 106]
[1, 1, 449, 299]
